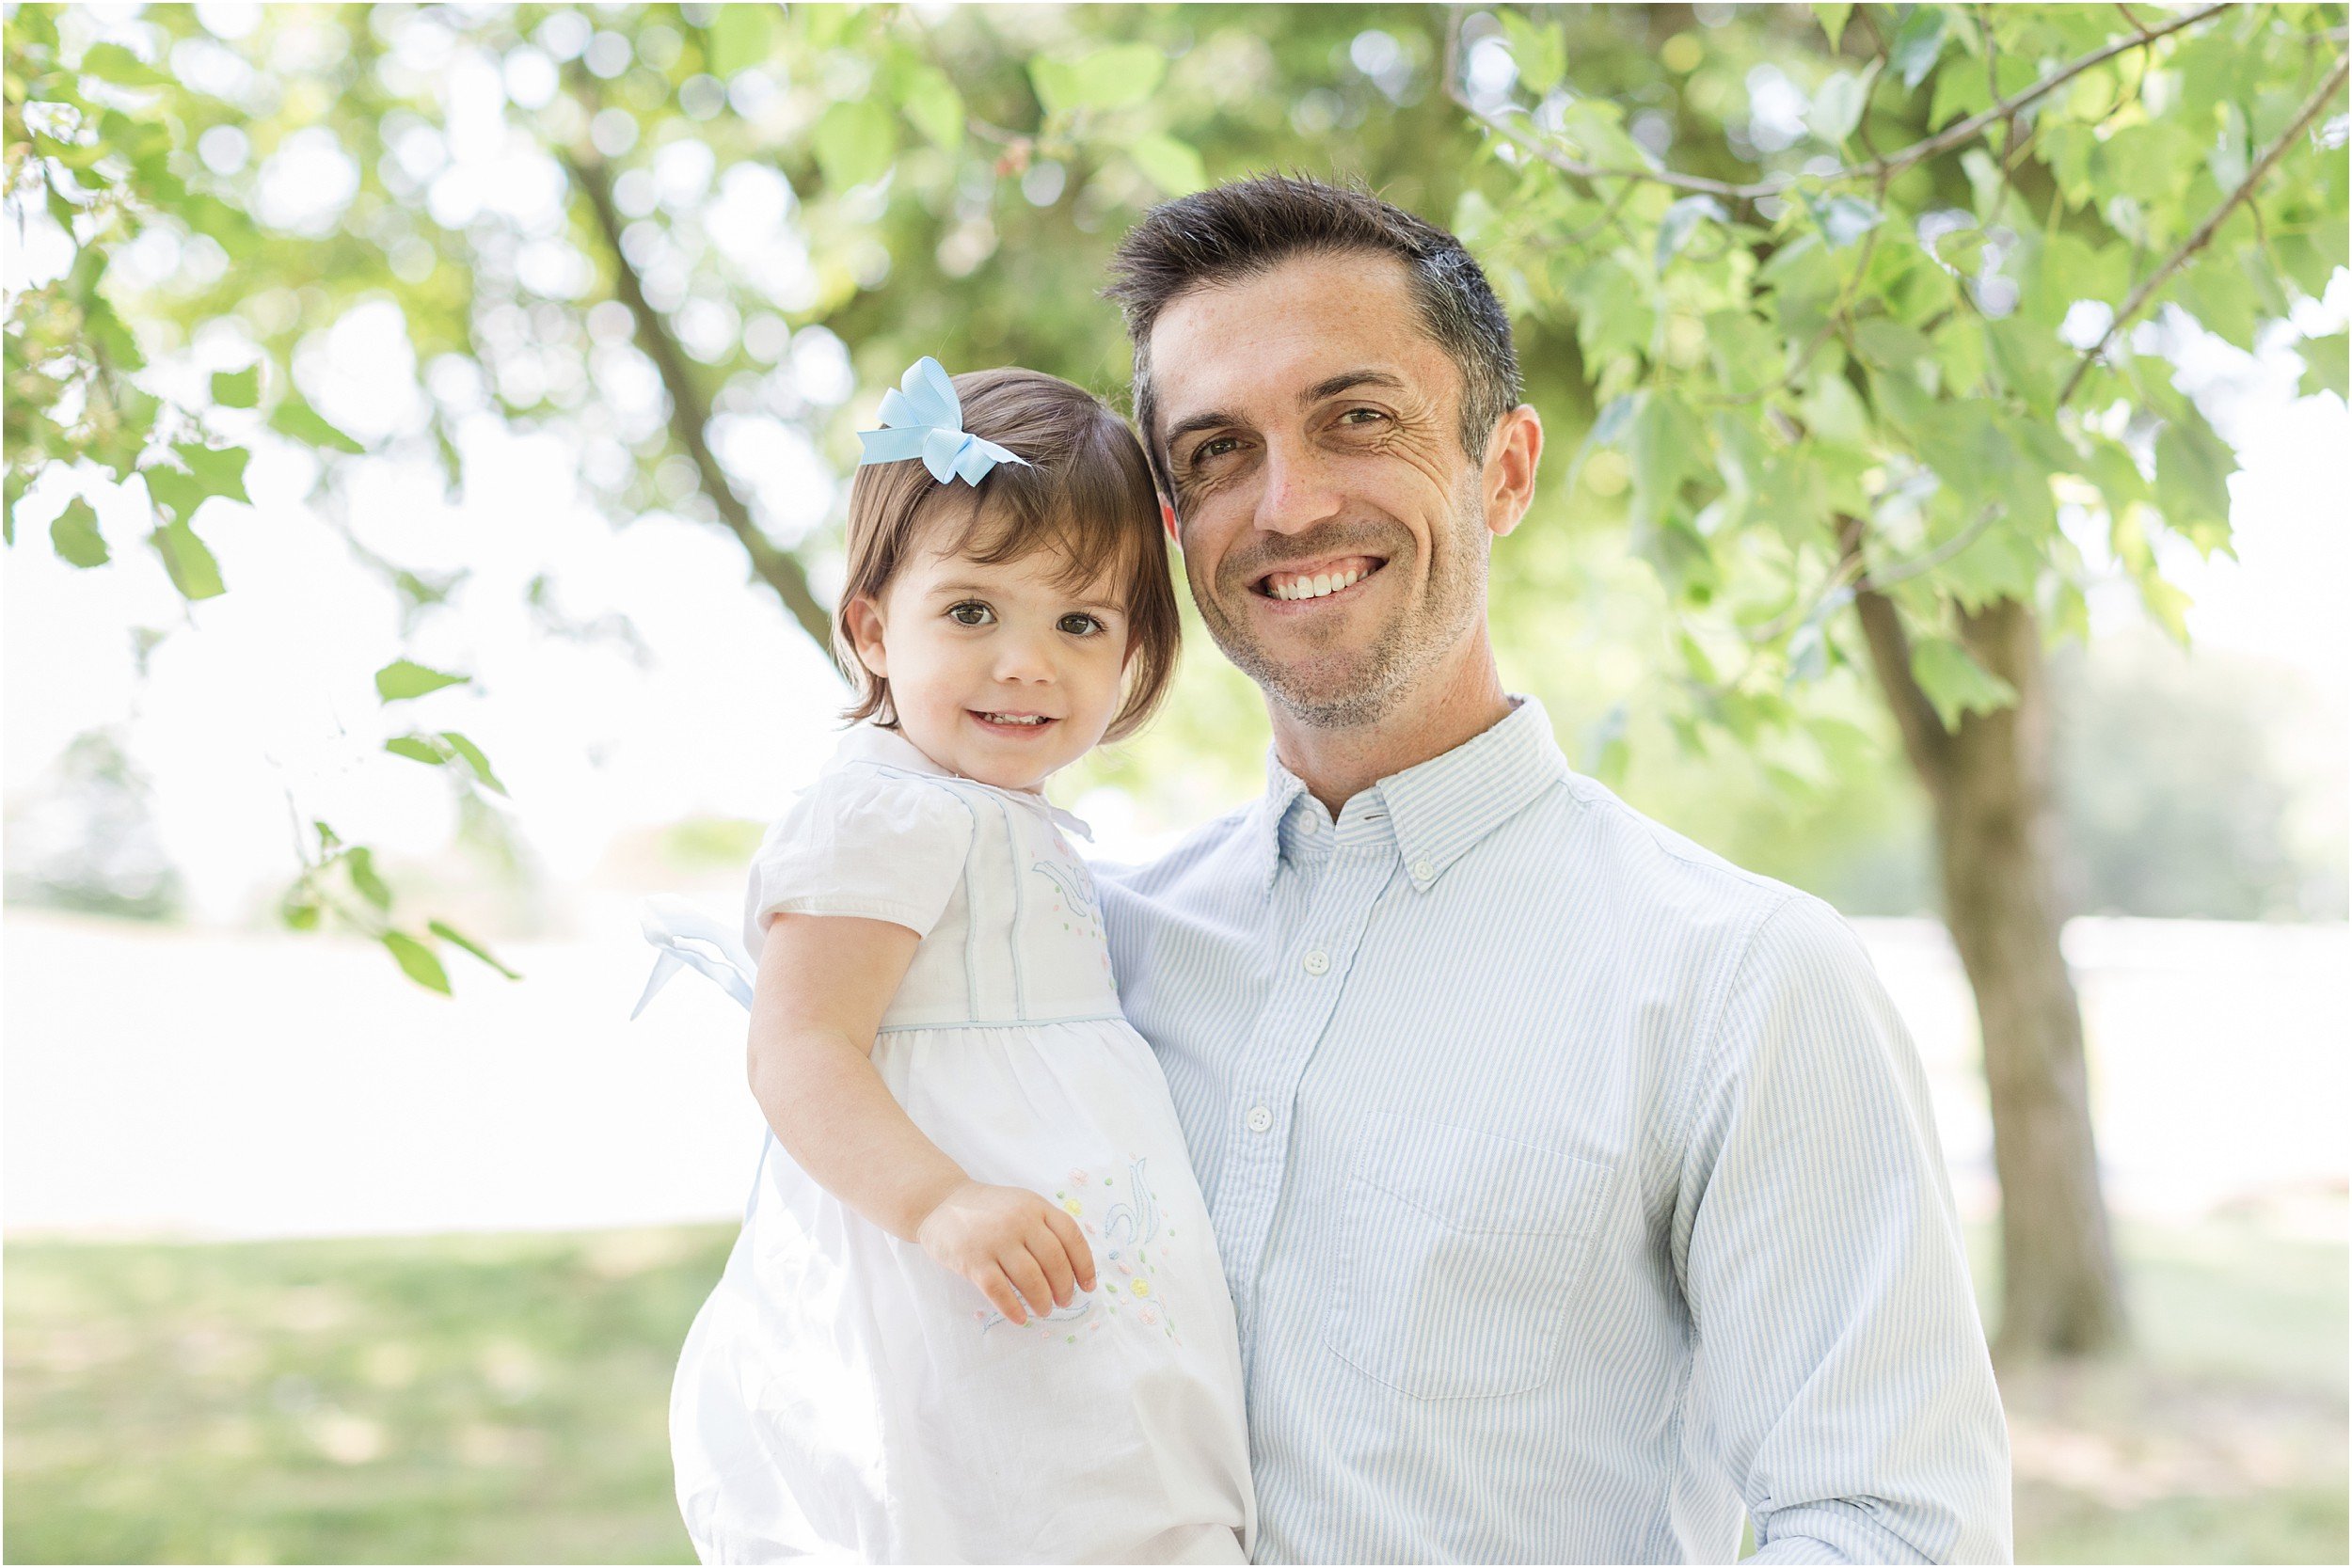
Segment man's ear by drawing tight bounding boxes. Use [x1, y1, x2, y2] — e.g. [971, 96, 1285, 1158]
[841, 594, 888, 678]
[1482, 404, 1545, 540]
[1159, 495, 1180, 545]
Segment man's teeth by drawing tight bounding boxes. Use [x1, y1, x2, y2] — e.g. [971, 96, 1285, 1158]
[980, 713, 1049, 725]
[1268, 567, 1367, 601]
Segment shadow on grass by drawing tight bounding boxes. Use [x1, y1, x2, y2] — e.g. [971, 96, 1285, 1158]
[6, 1218, 2344, 1563]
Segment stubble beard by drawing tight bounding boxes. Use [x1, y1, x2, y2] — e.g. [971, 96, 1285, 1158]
[1194, 474, 1489, 732]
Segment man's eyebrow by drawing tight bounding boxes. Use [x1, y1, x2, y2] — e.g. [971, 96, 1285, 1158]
[1162, 407, 1245, 456]
[1161, 371, 1406, 458]
[1302, 369, 1406, 404]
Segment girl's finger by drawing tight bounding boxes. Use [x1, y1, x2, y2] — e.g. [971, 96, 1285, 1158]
[982, 1266, 1028, 1326]
[1002, 1247, 1056, 1318]
[1042, 1207, 1096, 1291]
[1026, 1234, 1077, 1308]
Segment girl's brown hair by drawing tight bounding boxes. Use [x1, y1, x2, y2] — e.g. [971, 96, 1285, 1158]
[834, 366, 1182, 744]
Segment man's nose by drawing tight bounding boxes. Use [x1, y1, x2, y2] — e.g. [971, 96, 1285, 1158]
[1254, 436, 1342, 537]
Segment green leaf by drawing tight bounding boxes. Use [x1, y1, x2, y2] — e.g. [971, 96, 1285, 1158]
[385, 735, 450, 767]
[1128, 132, 1207, 197]
[1030, 42, 1166, 116]
[211, 366, 261, 408]
[269, 393, 366, 454]
[707, 3, 775, 78]
[2298, 332, 2347, 401]
[151, 521, 225, 600]
[428, 919, 522, 980]
[1501, 10, 1566, 96]
[1888, 8, 1947, 90]
[813, 98, 896, 192]
[1809, 66, 1875, 147]
[381, 930, 452, 995]
[898, 65, 965, 152]
[1910, 636, 2018, 729]
[1626, 389, 1709, 530]
[1809, 193, 1881, 249]
[279, 887, 322, 931]
[172, 441, 250, 504]
[1812, 2, 1853, 50]
[346, 846, 392, 910]
[374, 658, 469, 702]
[77, 40, 166, 86]
[437, 731, 508, 796]
[1851, 319, 1931, 371]
[1654, 196, 1726, 274]
[2153, 418, 2236, 555]
[49, 497, 108, 568]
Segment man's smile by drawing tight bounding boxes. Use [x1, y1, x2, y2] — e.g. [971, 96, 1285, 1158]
[1250, 554, 1389, 606]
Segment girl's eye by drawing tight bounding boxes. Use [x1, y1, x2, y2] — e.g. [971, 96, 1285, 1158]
[947, 601, 993, 626]
[1058, 612, 1104, 637]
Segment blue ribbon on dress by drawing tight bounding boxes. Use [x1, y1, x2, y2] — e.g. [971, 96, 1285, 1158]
[855, 356, 1031, 486]
[630, 895, 756, 1019]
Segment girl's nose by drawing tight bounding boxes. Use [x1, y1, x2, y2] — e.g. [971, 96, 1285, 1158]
[992, 631, 1057, 685]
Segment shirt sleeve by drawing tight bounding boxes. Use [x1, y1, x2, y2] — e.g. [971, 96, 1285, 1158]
[1674, 893, 2014, 1565]
[740, 769, 975, 955]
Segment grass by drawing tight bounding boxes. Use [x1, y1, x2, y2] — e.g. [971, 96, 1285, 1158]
[6, 1218, 2344, 1563]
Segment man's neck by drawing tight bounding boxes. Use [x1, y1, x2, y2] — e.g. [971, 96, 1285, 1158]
[1270, 647, 1516, 818]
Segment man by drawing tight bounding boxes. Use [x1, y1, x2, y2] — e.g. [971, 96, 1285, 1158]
[1093, 174, 2011, 1564]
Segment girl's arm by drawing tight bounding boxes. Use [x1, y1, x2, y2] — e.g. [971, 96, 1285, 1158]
[747, 911, 1097, 1324]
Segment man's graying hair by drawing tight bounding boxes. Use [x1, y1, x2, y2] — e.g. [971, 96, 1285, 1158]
[1102, 173, 1523, 495]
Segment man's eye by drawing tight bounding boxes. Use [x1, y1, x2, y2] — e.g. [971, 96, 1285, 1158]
[1339, 407, 1387, 427]
[1194, 436, 1240, 463]
[947, 601, 993, 626]
[1058, 612, 1104, 637]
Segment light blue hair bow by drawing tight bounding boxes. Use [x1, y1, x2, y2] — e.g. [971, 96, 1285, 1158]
[855, 356, 1031, 486]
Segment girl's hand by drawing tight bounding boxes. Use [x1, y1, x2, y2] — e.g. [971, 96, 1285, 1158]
[914, 1180, 1098, 1325]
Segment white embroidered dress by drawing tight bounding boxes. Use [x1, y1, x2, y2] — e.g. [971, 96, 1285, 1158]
[669, 723, 1256, 1564]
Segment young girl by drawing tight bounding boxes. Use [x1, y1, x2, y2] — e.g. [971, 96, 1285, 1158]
[637, 357, 1255, 1563]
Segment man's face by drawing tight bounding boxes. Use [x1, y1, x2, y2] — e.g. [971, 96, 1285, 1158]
[1146, 252, 1505, 729]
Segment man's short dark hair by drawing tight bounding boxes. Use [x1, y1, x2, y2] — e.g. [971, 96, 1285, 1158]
[1103, 173, 1523, 495]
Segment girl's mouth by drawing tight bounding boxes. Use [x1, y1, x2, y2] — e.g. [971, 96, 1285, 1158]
[1251, 555, 1387, 605]
[969, 710, 1059, 737]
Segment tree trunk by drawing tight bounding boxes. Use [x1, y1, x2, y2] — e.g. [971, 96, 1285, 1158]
[1841, 519, 2127, 1359]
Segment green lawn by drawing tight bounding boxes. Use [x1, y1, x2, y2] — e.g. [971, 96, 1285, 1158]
[7, 1219, 2344, 1563]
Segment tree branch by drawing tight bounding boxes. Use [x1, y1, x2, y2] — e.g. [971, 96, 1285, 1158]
[2058, 54, 2350, 408]
[1838, 512, 1953, 793]
[561, 141, 837, 661]
[1449, 2, 2234, 205]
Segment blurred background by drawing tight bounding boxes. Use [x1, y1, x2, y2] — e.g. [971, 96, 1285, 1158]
[5, 2, 2345, 1562]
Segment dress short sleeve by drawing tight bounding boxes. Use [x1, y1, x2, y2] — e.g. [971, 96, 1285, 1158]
[741, 768, 976, 955]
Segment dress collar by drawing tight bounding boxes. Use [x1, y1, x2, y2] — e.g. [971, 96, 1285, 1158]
[828, 721, 1094, 841]
[1249, 695, 1567, 893]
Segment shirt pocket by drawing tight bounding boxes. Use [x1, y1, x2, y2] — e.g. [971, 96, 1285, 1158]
[1320, 1110, 1613, 1401]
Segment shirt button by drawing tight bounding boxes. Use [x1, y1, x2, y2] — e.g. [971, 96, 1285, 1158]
[1245, 1104, 1273, 1133]
[1302, 948, 1329, 975]
[1412, 859, 1435, 881]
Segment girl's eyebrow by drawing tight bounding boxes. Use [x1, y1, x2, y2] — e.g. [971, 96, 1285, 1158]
[932, 579, 1123, 614]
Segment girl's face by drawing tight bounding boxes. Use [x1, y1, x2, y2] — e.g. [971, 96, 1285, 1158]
[844, 536, 1133, 792]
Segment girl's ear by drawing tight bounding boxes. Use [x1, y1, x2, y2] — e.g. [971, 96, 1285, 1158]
[842, 594, 888, 677]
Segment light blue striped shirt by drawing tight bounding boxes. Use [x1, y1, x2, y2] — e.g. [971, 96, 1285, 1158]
[1096, 696, 2011, 1564]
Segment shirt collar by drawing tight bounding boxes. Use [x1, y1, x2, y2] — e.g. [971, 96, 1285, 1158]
[828, 721, 1094, 842]
[1250, 695, 1566, 894]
